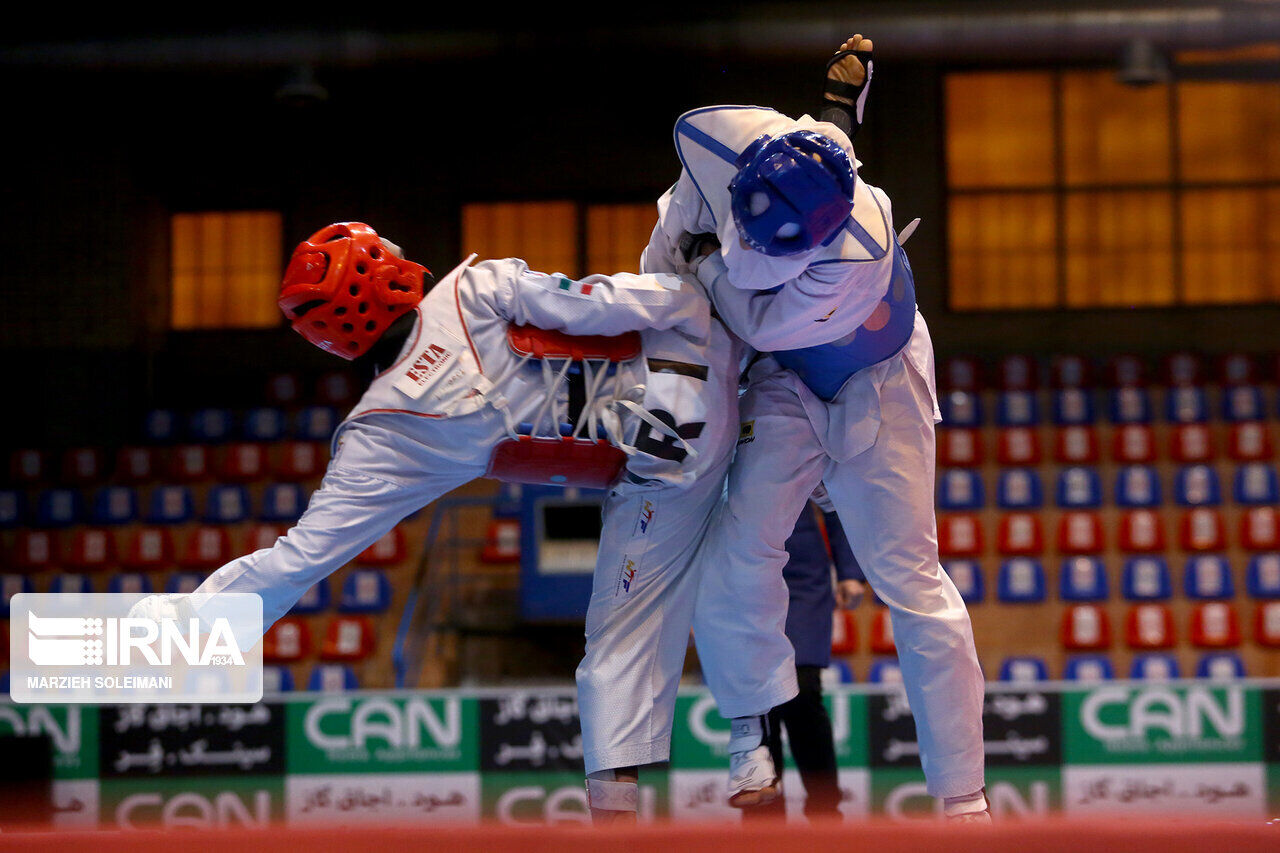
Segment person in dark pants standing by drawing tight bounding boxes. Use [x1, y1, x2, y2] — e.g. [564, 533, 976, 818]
[746, 496, 865, 821]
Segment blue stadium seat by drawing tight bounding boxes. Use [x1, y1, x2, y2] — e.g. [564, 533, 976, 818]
[1174, 465, 1222, 507]
[143, 409, 179, 443]
[243, 407, 289, 442]
[1122, 556, 1173, 601]
[91, 486, 140, 525]
[1052, 388, 1095, 425]
[188, 408, 235, 443]
[1234, 463, 1279, 506]
[1060, 556, 1109, 602]
[108, 573, 154, 595]
[260, 483, 308, 523]
[492, 483, 523, 519]
[822, 660, 855, 685]
[999, 657, 1049, 683]
[0, 490, 24, 528]
[996, 391, 1040, 427]
[938, 469, 985, 510]
[145, 486, 195, 524]
[204, 484, 252, 524]
[1222, 385, 1265, 422]
[1196, 652, 1246, 680]
[290, 579, 331, 615]
[1184, 555, 1234, 600]
[48, 574, 94, 594]
[997, 468, 1044, 509]
[338, 569, 394, 614]
[1165, 387, 1208, 424]
[940, 390, 983, 427]
[1063, 655, 1114, 682]
[35, 488, 82, 528]
[307, 663, 360, 692]
[1115, 466, 1162, 508]
[1130, 653, 1180, 681]
[1108, 387, 1153, 424]
[943, 560, 985, 603]
[295, 406, 341, 442]
[868, 659, 903, 684]
[263, 665, 295, 693]
[165, 572, 204, 594]
[1056, 466, 1103, 508]
[1246, 554, 1280, 599]
[997, 558, 1046, 603]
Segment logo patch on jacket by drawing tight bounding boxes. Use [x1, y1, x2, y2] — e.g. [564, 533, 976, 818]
[737, 420, 756, 446]
[634, 499, 656, 537]
[616, 556, 640, 597]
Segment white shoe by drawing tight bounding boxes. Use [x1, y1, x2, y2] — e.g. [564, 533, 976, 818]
[726, 716, 780, 808]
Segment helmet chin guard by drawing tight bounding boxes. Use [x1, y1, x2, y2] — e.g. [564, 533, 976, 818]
[278, 222, 432, 359]
[729, 130, 855, 257]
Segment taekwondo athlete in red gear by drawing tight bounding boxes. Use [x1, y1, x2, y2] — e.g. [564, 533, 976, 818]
[641, 38, 989, 819]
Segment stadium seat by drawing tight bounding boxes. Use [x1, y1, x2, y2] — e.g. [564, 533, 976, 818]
[262, 617, 311, 663]
[165, 572, 204, 594]
[1163, 352, 1202, 386]
[867, 659, 903, 684]
[48, 574, 93, 594]
[997, 428, 1042, 466]
[941, 356, 981, 392]
[1, 574, 35, 608]
[1233, 463, 1278, 505]
[262, 665, 295, 694]
[108, 572, 153, 595]
[316, 371, 360, 406]
[9, 448, 46, 485]
[1108, 387, 1153, 424]
[938, 469, 985, 513]
[1129, 653, 1180, 681]
[1173, 465, 1222, 507]
[1179, 508, 1227, 552]
[204, 484, 252, 524]
[1063, 655, 1114, 682]
[275, 441, 327, 480]
[121, 527, 174, 570]
[220, 443, 268, 482]
[1056, 466, 1103, 508]
[260, 483, 308, 523]
[943, 560, 985, 603]
[243, 407, 289, 442]
[188, 408, 234, 443]
[1246, 554, 1280, 599]
[145, 486, 195, 524]
[35, 488, 82, 528]
[1241, 507, 1280, 551]
[822, 660, 855, 685]
[1122, 556, 1173, 601]
[307, 664, 360, 692]
[999, 657, 1049, 683]
[290, 579, 331, 615]
[996, 468, 1043, 509]
[480, 519, 522, 563]
[11, 530, 56, 572]
[869, 610, 895, 654]
[1169, 424, 1215, 463]
[266, 373, 302, 405]
[1051, 355, 1090, 389]
[1228, 423, 1274, 462]
[995, 391, 1039, 427]
[167, 444, 212, 482]
[997, 558, 1046, 603]
[142, 409, 179, 443]
[65, 528, 115, 572]
[938, 514, 984, 558]
[1189, 601, 1241, 649]
[1061, 604, 1111, 650]
[320, 615, 377, 661]
[1196, 652, 1246, 680]
[1056, 511, 1104, 554]
[114, 446, 156, 483]
[1165, 386, 1209, 424]
[940, 390, 983, 427]
[295, 406, 340, 442]
[1184, 555, 1234, 600]
[243, 523, 286, 553]
[1256, 602, 1280, 647]
[830, 610, 857, 655]
[1054, 426, 1100, 464]
[1060, 556, 1108, 602]
[358, 527, 407, 566]
[1107, 354, 1146, 387]
[61, 447, 104, 484]
[938, 428, 983, 467]
[1223, 386, 1265, 422]
[1112, 424, 1157, 464]
[1218, 352, 1255, 386]
[492, 483, 524, 520]
[338, 569, 394, 614]
[1115, 466, 1162, 508]
[998, 354, 1038, 391]
[1125, 604, 1175, 650]
[91, 486, 139, 525]
[0, 490, 23, 529]
[178, 526, 233, 569]
[997, 514, 1044, 556]
[1052, 388, 1095, 425]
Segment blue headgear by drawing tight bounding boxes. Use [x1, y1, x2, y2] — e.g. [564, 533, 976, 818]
[728, 130, 855, 257]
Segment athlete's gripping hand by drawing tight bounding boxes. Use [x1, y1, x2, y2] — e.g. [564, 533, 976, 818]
[126, 593, 196, 624]
[835, 579, 865, 610]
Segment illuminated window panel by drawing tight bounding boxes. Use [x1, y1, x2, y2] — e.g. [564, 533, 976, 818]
[461, 201, 578, 278]
[1178, 81, 1280, 182]
[945, 72, 1056, 189]
[170, 211, 282, 330]
[586, 203, 656, 275]
[1065, 190, 1175, 308]
[949, 193, 1058, 310]
[1181, 188, 1280, 304]
[1062, 72, 1171, 186]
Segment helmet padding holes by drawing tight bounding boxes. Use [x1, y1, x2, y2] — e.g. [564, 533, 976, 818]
[355, 264, 367, 275]
[369, 247, 382, 260]
[348, 284, 360, 296]
[749, 192, 771, 216]
[333, 306, 346, 316]
[357, 302, 368, 314]
[365, 321, 377, 332]
[341, 323, 354, 333]
[775, 222, 802, 239]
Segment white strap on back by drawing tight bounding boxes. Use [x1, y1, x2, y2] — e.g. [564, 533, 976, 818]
[586, 778, 639, 812]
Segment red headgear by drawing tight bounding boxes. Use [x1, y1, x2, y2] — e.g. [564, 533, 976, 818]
[278, 222, 431, 359]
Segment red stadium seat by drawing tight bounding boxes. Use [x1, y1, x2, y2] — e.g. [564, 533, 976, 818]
[9, 449, 46, 485]
[1111, 425, 1156, 464]
[275, 441, 327, 480]
[1117, 509, 1168, 554]
[114, 447, 156, 483]
[1218, 352, 1256, 386]
[1056, 511, 1104, 554]
[320, 615, 376, 662]
[997, 354, 1038, 391]
[121, 527, 174, 570]
[243, 523, 287, 553]
[1241, 507, 1280, 551]
[938, 429, 983, 467]
[221, 442, 269, 482]
[1179, 508, 1227, 552]
[61, 447, 105, 485]
[480, 519, 521, 563]
[178, 525, 233, 569]
[1169, 424, 1215, 463]
[358, 527, 407, 566]
[1190, 602, 1241, 649]
[266, 372, 303, 405]
[870, 610, 895, 655]
[1255, 602, 1280, 647]
[1051, 355, 1090, 389]
[938, 514, 984, 558]
[263, 617, 311, 663]
[1107, 354, 1147, 388]
[1061, 604, 1111, 650]
[1054, 426, 1100, 464]
[1125, 604, 1175, 650]
[168, 444, 212, 482]
[830, 610, 857, 655]
[10, 531, 57, 572]
[65, 527, 116, 572]
[941, 357, 981, 392]
[997, 428, 1041, 466]
[1227, 423, 1274, 461]
[316, 371, 360, 406]
[997, 513, 1044, 556]
[1162, 351, 1202, 386]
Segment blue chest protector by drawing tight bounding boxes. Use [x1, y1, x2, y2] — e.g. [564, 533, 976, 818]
[772, 239, 917, 402]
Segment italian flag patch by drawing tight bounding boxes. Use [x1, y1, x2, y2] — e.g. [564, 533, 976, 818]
[558, 277, 594, 296]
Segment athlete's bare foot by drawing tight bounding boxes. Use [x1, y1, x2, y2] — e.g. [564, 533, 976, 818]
[826, 34, 874, 106]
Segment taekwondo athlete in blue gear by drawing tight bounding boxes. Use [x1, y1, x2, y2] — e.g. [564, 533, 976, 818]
[642, 36, 989, 820]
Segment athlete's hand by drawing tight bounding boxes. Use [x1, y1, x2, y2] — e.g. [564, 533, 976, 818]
[835, 579, 865, 610]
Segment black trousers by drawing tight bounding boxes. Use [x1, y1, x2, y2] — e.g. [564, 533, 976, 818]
[744, 664, 842, 820]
